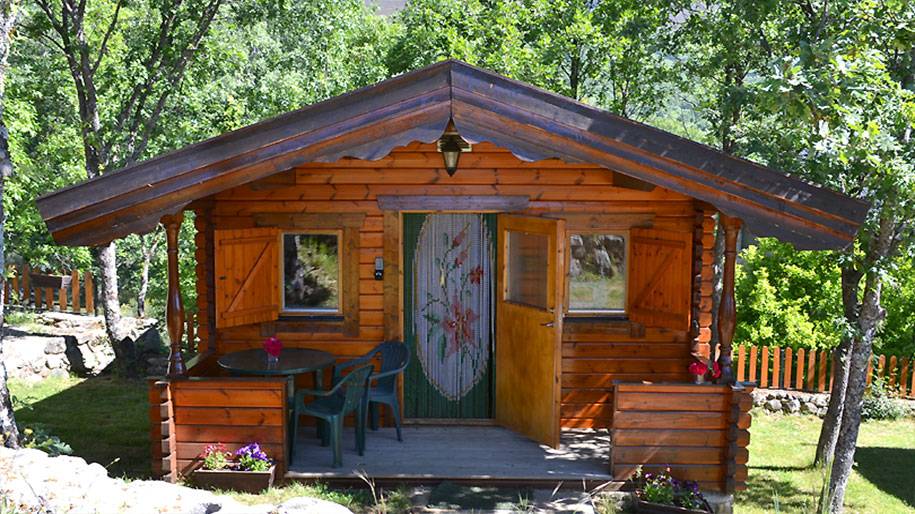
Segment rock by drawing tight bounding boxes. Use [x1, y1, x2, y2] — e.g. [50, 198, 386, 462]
[801, 402, 818, 415]
[783, 399, 801, 414]
[136, 326, 164, 354]
[765, 399, 782, 412]
[0, 447, 353, 514]
[277, 497, 355, 514]
[45, 352, 68, 370]
[49, 368, 70, 379]
[44, 337, 67, 354]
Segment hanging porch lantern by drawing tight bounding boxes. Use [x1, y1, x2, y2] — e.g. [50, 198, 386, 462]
[437, 131, 471, 176]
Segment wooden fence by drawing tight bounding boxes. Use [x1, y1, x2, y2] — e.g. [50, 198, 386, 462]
[5, 263, 201, 353]
[735, 345, 915, 399]
[4, 264, 95, 315]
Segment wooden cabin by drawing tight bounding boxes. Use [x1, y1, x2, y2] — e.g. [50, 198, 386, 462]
[36, 60, 867, 492]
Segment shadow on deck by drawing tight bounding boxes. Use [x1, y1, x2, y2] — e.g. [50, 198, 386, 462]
[286, 426, 614, 488]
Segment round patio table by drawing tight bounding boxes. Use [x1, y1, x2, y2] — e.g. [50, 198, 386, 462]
[216, 348, 336, 377]
[217, 348, 338, 455]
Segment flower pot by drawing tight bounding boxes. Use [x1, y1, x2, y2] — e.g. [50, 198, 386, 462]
[692, 374, 705, 385]
[192, 465, 275, 493]
[634, 499, 712, 514]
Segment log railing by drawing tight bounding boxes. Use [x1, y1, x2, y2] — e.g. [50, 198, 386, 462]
[735, 345, 915, 399]
[610, 382, 754, 493]
[4, 264, 95, 314]
[149, 369, 290, 482]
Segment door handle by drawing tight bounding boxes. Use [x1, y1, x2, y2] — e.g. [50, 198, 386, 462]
[541, 321, 555, 328]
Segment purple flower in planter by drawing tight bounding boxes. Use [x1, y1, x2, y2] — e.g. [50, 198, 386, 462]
[235, 442, 272, 472]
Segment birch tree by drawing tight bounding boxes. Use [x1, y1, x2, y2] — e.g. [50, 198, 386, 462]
[27, 0, 222, 347]
[0, 0, 19, 449]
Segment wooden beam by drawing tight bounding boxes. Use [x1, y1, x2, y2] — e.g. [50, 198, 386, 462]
[717, 215, 741, 383]
[690, 207, 704, 359]
[376, 194, 529, 212]
[163, 213, 187, 378]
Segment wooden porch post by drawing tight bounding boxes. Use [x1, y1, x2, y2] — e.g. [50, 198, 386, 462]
[717, 214, 741, 384]
[163, 213, 187, 378]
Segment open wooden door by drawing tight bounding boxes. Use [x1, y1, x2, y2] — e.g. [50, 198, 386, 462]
[495, 215, 565, 448]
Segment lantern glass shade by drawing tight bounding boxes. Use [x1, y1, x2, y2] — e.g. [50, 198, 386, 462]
[439, 135, 464, 176]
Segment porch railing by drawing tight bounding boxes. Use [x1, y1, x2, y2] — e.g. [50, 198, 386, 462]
[610, 382, 754, 493]
[148, 353, 290, 481]
[734, 344, 915, 399]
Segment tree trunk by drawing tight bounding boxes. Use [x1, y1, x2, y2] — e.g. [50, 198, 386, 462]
[710, 214, 726, 357]
[0, 123, 17, 449]
[137, 237, 151, 318]
[0, 0, 18, 449]
[825, 214, 893, 513]
[94, 243, 125, 347]
[814, 265, 862, 466]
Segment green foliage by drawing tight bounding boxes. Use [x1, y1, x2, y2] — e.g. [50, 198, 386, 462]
[17, 424, 73, 457]
[388, 0, 676, 118]
[860, 377, 906, 422]
[736, 238, 842, 350]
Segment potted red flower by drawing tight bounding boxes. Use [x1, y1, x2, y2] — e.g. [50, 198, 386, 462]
[263, 336, 282, 367]
[193, 442, 275, 493]
[687, 359, 721, 384]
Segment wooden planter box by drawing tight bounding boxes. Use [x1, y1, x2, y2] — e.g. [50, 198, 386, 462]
[634, 499, 712, 514]
[192, 465, 275, 493]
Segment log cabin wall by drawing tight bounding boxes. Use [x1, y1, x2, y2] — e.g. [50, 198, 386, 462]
[194, 142, 710, 426]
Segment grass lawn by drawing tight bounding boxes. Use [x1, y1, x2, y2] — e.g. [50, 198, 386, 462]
[8, 378, 915, 512]
[9, 375, 151, 479]
[737, 411, 915, 513]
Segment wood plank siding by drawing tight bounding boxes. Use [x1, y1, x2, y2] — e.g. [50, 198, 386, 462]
[196, 142, 709, 429]
[149, 375, 289, 479]
[610, 382, 754, 493]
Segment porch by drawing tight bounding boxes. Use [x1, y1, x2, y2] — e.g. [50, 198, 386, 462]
[287, 425, 612, 486]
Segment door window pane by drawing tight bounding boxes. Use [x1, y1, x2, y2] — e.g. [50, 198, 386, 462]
[568, 233, 626, 312]
[505, 230, 550, 309]
[283, 233, 340, 312]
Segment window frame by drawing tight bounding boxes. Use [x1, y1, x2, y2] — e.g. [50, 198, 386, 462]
[565, 229, 629, 317]
[279, 229, 345, 316]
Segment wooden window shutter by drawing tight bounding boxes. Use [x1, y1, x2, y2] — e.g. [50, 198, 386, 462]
[214, 228, 280, 328]
[627, 227, 692, 330]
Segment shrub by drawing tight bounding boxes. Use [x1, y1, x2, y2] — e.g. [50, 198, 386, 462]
[18, 424, 72, 457]
[861, 377, 905, 421]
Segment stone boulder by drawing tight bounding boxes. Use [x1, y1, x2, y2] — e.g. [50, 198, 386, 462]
[278, 497, 356, 514]
[1, 312, 164, 380]
[0, 447, 354, 514]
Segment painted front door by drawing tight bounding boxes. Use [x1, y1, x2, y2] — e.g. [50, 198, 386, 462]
[403, 213, 495, 419]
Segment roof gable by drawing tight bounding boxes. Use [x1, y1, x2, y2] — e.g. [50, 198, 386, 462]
[37, 59, 867, 249]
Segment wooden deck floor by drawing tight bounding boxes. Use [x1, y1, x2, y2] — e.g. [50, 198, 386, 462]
[286, 425, 612, 486]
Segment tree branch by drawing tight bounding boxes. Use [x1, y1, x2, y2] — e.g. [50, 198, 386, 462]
[91, 0, 123, 74]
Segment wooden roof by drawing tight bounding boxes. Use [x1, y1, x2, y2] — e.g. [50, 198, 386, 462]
[37, 59, 867, 249]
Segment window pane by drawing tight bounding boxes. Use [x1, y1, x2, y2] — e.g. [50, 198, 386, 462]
[283, 234, 339, 311]
[569, 233, 626, 312]
[505, 231, 549, 309]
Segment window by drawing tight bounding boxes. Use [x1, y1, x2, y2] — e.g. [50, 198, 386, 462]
[282, 232, 341, 313]
[568, 233, 627, 313]
[505, 230, 551, 309]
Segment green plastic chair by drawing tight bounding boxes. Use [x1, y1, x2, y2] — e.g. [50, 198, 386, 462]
[292, 364, 372, 468]
[333, 341, 410, 442]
